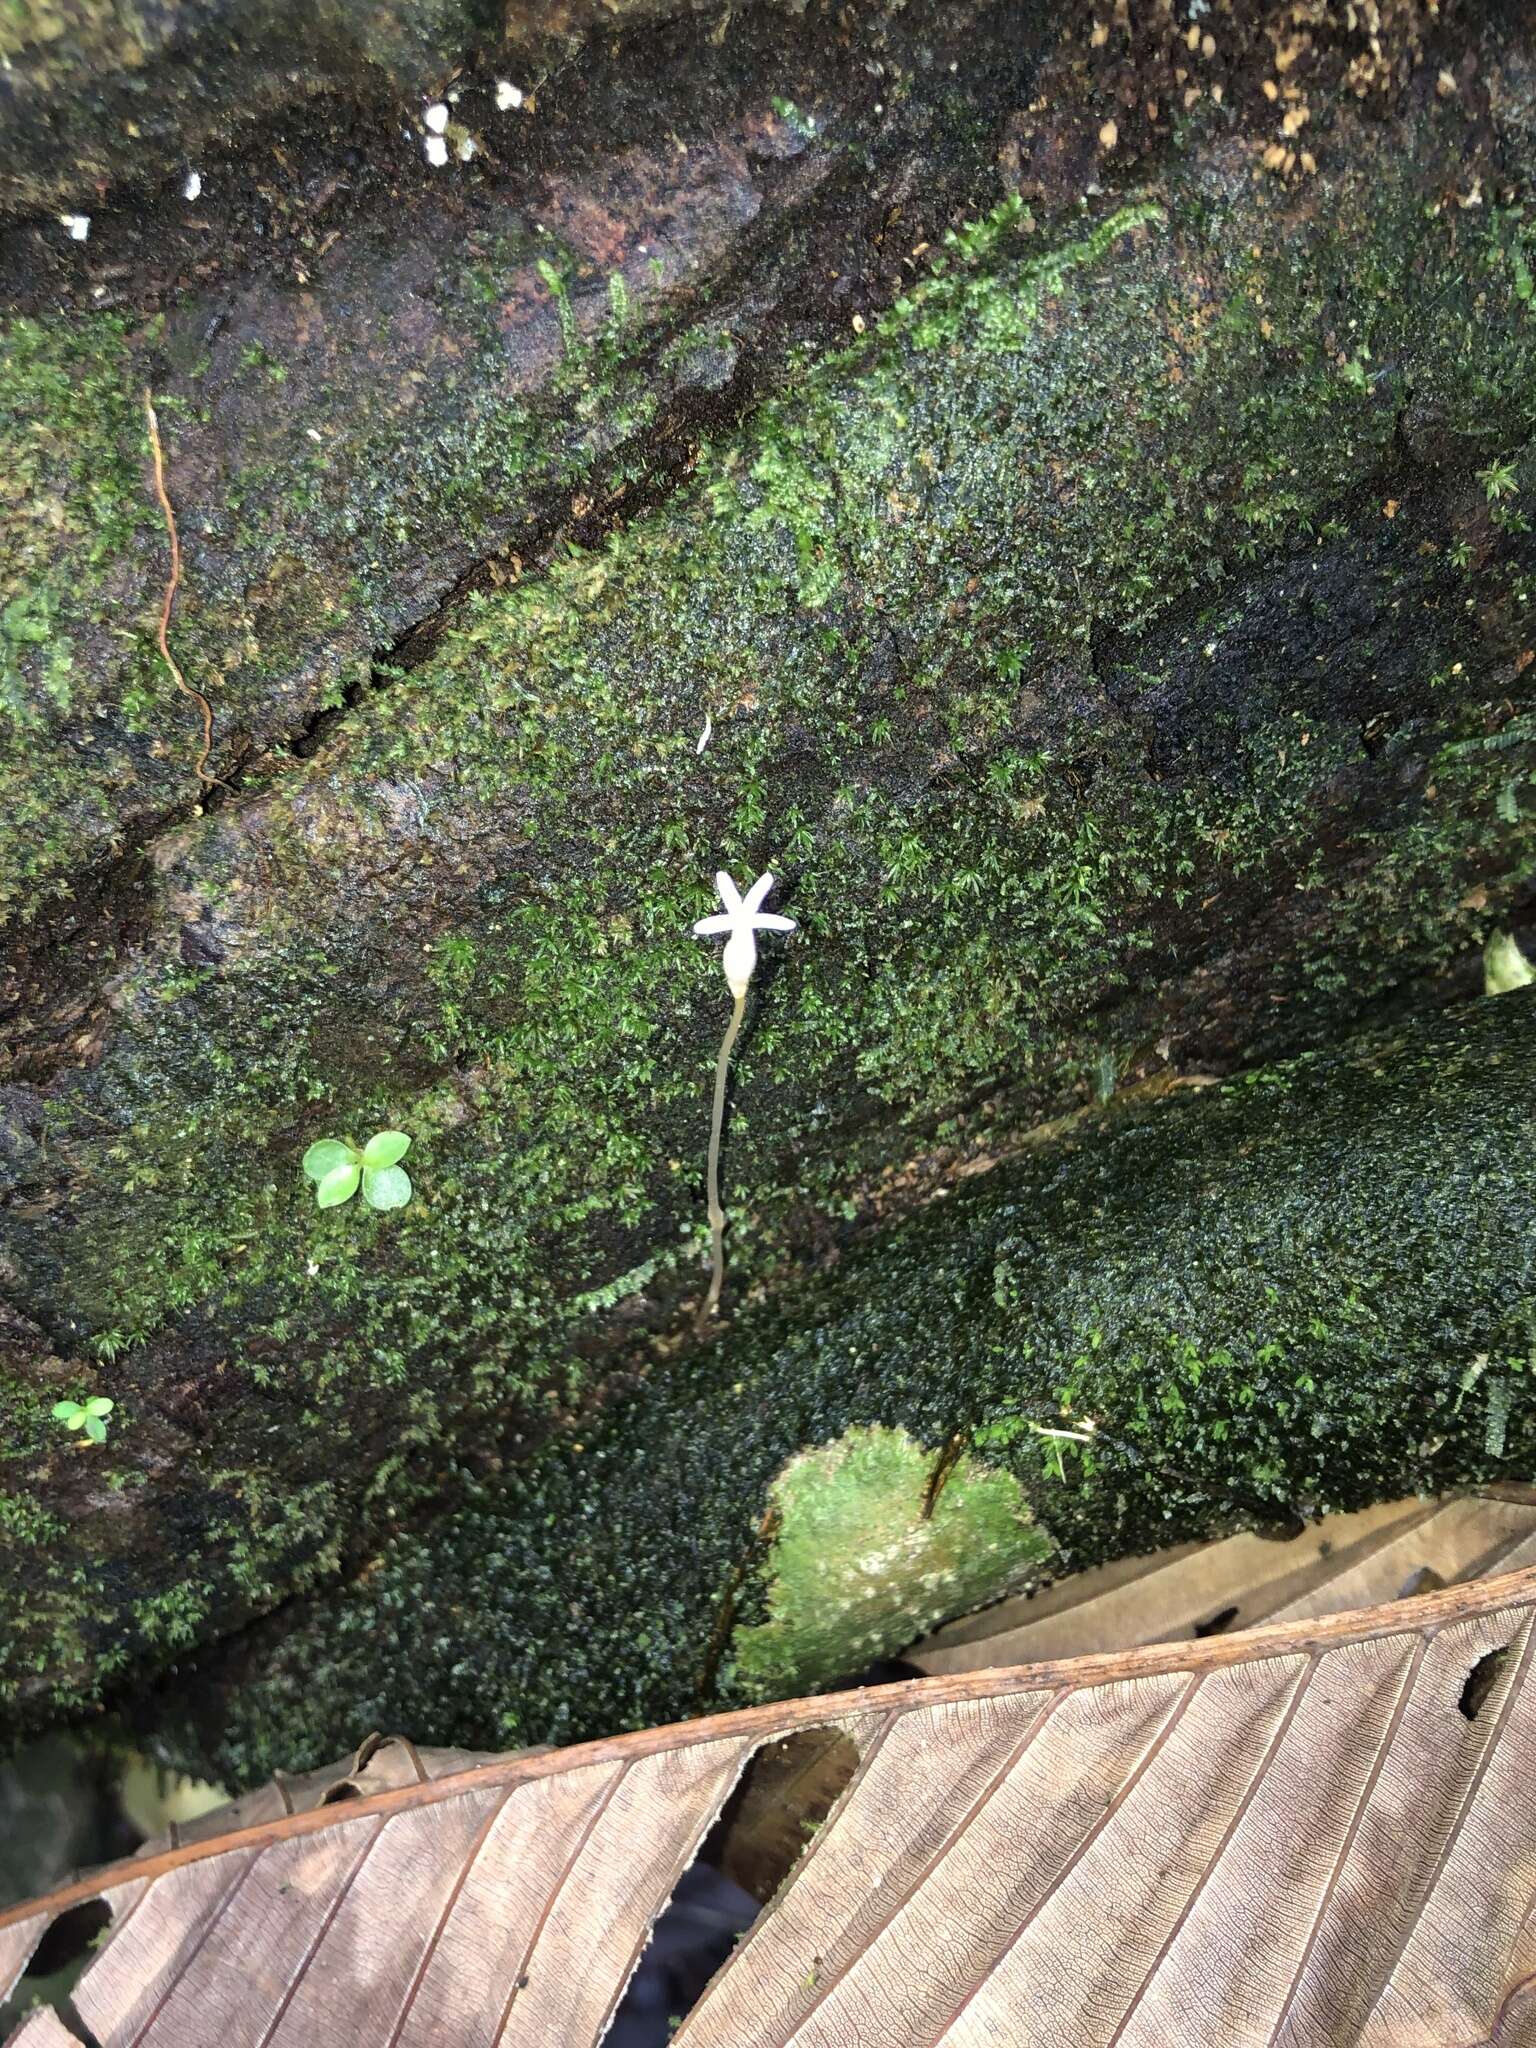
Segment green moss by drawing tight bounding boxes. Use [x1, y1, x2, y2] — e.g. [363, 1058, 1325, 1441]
[152, 991, 1536, 1786]
[10, 113, 1536, 1732]
[0, 316, 159, 914]
[65, 155, 1536, 1368]
[0, 219, 686, 928]
[731, 1423, 1050, 1699]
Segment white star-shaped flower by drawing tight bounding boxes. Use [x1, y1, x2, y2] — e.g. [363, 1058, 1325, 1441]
[693, 871, 796, 997]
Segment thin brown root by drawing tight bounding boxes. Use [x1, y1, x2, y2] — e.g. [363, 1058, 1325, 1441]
[143, 388, 230, 793]
[697, 989, 747, 1333]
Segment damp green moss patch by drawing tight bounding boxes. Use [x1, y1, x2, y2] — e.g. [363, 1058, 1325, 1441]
[730, 1424, 1050, 1699]
[143, 992, 1536, 1789]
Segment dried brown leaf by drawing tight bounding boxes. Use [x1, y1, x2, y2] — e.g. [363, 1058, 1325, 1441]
[4, 1561, 1536, 2042]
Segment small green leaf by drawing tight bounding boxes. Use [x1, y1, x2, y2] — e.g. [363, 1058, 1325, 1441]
[84, 1415, 108, 1444]
[84, 1397, 114, 1418]
[362, 1164, 412, 1211]
[52, 1401, 82, 1423]
[317, 1162, 362, 1208]
[303, 1139, 356, 1183]
[362, 1130, 411, 1171]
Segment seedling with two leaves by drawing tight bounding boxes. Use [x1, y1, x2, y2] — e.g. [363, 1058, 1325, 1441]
[303, 1131, 413, 1212]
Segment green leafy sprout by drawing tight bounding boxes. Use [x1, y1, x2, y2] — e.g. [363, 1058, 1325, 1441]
[52, 1395, 114, 1444]
[302, 1131, 413, 1212]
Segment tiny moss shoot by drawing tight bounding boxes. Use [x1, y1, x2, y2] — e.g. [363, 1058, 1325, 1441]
[692, 871, 796, 1325]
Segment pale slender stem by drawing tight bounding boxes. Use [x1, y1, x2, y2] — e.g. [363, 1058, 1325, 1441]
[699, 990, 747, 1328]
[143, 389, 229, 792]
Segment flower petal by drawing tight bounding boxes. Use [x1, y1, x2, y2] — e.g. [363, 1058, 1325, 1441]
[751, 913, 797, 933]
[714, 871, 744, 914]
[693, 914, 734, 936]
[743, 871, 776, 912]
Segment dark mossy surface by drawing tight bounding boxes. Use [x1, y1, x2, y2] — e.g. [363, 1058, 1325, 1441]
[0, 0, 747, 216]
[4, 10, 1536, 1739]
[2, 0, 983, 938]
[157, 990, 1536, 1784]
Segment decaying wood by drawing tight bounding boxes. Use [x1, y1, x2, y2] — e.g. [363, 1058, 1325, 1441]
[5, 1562, 1536, 2044]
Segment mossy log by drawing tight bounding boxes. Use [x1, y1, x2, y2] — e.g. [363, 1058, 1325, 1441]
[166, 990, 1536, 1784]
[2, 0, 1536, 1737]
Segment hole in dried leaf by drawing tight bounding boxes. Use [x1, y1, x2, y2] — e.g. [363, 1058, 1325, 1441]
[605, 1856, 759, 2048]
[1396, 1565, 1446, 1601]
[711, 1725, 863, 1906]
[0, 1900, 113, 2044]
[58, 2003, 101, 2048]
[1459, 1645, 1511, 1722]
[1192, 1604, 1241, 1638]
[17, 1903, 111, 1986]
[603, 1725, 863, 2047]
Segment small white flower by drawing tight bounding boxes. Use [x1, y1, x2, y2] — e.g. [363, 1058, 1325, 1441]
[60, 213, 90, 241]
[457, 134, 477, 161]
[424, 102, 449, 134]
[496, 80, 524, 111]
[424, 134, 449, 167]
[696, 712, 712, 755]
[182, 170, 202, 201]
[693, 871, 796, 997]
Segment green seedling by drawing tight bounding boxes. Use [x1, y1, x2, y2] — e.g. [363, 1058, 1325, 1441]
[53, 1396, 114, 1444]
[303, 1131, 413, 1212]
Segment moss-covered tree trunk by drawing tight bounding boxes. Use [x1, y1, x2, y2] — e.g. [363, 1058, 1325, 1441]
[2, 0, 1535, 1743]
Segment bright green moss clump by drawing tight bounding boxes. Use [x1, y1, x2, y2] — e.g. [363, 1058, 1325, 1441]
[732, 1423, 1050, 1699]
